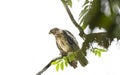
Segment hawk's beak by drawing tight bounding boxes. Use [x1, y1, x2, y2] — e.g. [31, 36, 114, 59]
[49, 30, 52, 34]
[49, 32, 51, 34]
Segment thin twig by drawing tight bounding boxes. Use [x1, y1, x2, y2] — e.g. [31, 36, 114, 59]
[36, 56, 62, 75]
[61, 0, 86, 38]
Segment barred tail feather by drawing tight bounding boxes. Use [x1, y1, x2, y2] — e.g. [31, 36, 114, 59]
[69, 61, 77, 68]
[77, 51, 88, 67]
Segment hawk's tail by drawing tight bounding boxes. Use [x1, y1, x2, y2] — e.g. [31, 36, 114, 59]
[69, 60, 77, 68]
[68, 51, 88, 68]
[77, 51, 88, 67]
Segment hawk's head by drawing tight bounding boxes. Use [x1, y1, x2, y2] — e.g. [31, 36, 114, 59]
[49, 28, 62, 36]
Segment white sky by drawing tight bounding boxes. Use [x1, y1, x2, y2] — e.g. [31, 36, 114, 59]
[0, 0, 120, 75]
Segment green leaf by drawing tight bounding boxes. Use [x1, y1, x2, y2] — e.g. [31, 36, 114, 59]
[79, 6, 88, 19]
[60, 62, 64, 70]
[61, 0, 66, 5]
[99, 49, 106, 52]
[91, 48, 106, 57]
[51, 61, 58, 65]
[56, 63, 59, 72]
[94, 50, 98, 56]
[65, 60, 68, 67]
[81, 22, 88, 30]
[67, 53, 75, 62]
[51, 57, 69, 71]
[51, 59, 62, 65]
[67, 0, 72, 7]
[98, 51, 101, 57]
[63, 57, 68, 67]
[83, 0, 89, 6]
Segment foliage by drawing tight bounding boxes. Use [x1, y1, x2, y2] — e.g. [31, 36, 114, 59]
[51, 56, 68, 71]
[36, 0, 120, 74]
[79, 0, 120, 55]
[79, 0, 120, 39]
[61, 0, 120, 56]
[91, 48, 106, 57]
[81, 32, 111, 55]
[53, 0, 120, 71]
[51, 52, 77, 71]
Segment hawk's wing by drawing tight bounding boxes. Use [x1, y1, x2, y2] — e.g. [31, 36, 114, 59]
[63, 30, 88, 66]
[62, 30, 79, 50]
[56, 41, 67, 56]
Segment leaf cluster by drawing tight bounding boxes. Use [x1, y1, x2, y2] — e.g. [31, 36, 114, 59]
[81, 32, 112, 55]
[51, 0, 120, 72]
[78, 0, 120, 55]
[79, 0, 120, 39]
[51, 52, 77, 71]
[51, 56, 68, 71]
[91, 48, 106, 57]
[36, 0, 120, 74]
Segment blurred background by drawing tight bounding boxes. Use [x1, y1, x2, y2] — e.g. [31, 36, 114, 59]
[0, 0, 120, 75]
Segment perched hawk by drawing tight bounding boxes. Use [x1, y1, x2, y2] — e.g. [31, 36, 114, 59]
[49, 28, 88, 68]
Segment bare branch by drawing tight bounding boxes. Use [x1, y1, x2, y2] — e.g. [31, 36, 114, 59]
[61, 0, 86, 38]
[36, 56, 62, 75]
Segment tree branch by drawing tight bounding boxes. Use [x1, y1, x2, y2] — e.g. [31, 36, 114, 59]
[61, 0, 86, 38]
[81, 32, 112, 55]
[36, 56, 62, 75]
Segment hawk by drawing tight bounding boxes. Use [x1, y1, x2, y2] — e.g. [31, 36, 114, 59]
[49, 28, 88, 68]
